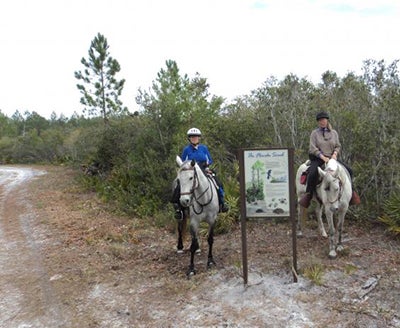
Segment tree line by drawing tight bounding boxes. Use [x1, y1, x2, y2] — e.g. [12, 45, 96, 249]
[0, 33, 399, 234]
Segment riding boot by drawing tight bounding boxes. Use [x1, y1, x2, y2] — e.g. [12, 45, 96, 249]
[349, 190, 361, 205]
[299, 192, 312, 208]
[218, 189, 229, 213]
[220, 201, 229, 213]
[173, 203, 183, 220]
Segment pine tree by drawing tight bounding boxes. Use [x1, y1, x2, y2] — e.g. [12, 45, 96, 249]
[75, 33, 127, 125]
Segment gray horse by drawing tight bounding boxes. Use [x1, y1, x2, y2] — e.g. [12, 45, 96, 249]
[175, 156, 220, 276]
[296, 159, 352, 258]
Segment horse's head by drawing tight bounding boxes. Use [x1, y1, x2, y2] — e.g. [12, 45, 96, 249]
[325, 158, 340, 174]
[176, 157, 198, 208]
[318, 160, 342, 212]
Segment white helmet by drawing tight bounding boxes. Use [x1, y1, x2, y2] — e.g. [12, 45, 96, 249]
[187, 127, 202, 137]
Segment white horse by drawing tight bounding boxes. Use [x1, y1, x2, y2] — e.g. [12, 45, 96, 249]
[175, 156, 220, 276]
[296, 159, 352, 258]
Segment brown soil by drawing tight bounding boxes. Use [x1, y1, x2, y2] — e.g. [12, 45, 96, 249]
[0, 165, 399, 327]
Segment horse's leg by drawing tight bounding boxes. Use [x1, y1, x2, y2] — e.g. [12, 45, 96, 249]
[316, 203, 327, 238]
[207, 224, 215, 269]
[187, 224, 199, 277]
[297, 202, 305, 237]
[177, 217, 186, 254]
[193, 227, 201, 254]
[325, 209, 337, 258]
[336, 209, 346, 253]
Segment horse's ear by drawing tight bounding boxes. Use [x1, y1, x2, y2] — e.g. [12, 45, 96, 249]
[176, 156, 183, 167]
[190, 159, 195, 167]
[318, 167, 326, 177]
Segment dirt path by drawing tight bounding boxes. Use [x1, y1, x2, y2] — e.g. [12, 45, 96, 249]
[0, 165, 399, 327]
[0, 166, 67, 326]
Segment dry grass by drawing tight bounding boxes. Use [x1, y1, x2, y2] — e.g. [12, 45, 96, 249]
[22, 164, 400, 327]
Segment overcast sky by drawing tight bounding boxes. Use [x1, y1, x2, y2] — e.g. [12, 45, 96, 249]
[1, 0, 399, 118]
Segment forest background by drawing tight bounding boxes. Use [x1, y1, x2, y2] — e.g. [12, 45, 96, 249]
[1, 34, 399, 234]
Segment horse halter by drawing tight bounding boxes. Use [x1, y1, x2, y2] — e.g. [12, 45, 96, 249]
[325, 172, 343, 204]
[179, 161, 214, 211]
[179, 164, 199, 197]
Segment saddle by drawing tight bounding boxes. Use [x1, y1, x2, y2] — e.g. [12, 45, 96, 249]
[300, 160, 311, 185]
[300, 160, 329, 185]
[206, 171, 220, 190]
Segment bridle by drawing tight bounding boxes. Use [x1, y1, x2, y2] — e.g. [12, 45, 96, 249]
[179, 163, 215, 214]
[324, 171, 343, 204]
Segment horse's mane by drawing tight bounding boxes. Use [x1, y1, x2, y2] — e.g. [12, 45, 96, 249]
[332, 161, 351, 183]
[338, 163, 351, 181]
[325, 159, 350, 181]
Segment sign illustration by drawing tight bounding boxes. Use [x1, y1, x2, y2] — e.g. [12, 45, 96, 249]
[244, 149, 290, 217]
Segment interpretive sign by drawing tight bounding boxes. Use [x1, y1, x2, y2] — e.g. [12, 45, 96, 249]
[238, 148, 297, 284]
[243, 148, 290, 218]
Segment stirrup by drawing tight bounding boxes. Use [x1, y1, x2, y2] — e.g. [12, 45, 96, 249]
[220, 204, 229, 213]
[175, 210, 183, 220]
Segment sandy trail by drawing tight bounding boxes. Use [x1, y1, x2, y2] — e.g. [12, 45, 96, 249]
[0, 167, 67, 327]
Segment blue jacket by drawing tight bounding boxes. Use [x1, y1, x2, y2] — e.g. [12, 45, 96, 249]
[181, 144, 213, 169]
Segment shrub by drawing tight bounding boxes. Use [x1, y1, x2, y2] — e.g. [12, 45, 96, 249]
[378, 192, 400, 237]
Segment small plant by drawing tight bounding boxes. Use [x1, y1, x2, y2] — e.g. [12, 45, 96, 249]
[303, 262, 325, 286]
[215, 195, 239, 234]
[339, 247, 351, 257]
[344, 263, 358, 275]
[109, 243, 128, 259]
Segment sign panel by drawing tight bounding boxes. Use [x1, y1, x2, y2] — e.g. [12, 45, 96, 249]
[243, 148, 290, 218]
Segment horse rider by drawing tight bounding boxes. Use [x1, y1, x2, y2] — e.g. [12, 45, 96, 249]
[171, 127, 229, 219]
[299, 111, 361, 208]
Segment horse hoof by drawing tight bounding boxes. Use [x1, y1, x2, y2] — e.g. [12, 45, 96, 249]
[328, 251, 337, 259]
[296, 231, 303, 237]
[336, 245, 344, 253]
[186, 269, 196, 277]
[207, 261, 216, 269]
[195, 248, 201, 254]
[177, 249, 184, 254]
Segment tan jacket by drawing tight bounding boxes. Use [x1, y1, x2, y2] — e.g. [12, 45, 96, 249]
[309, 128, 341, 158]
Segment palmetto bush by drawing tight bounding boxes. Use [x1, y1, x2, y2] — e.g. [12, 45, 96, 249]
[379, 192, 400, 237]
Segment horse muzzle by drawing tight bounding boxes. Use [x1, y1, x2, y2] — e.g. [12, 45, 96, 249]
[329, 204, 339, 212]
[179, 195, 192, 208]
